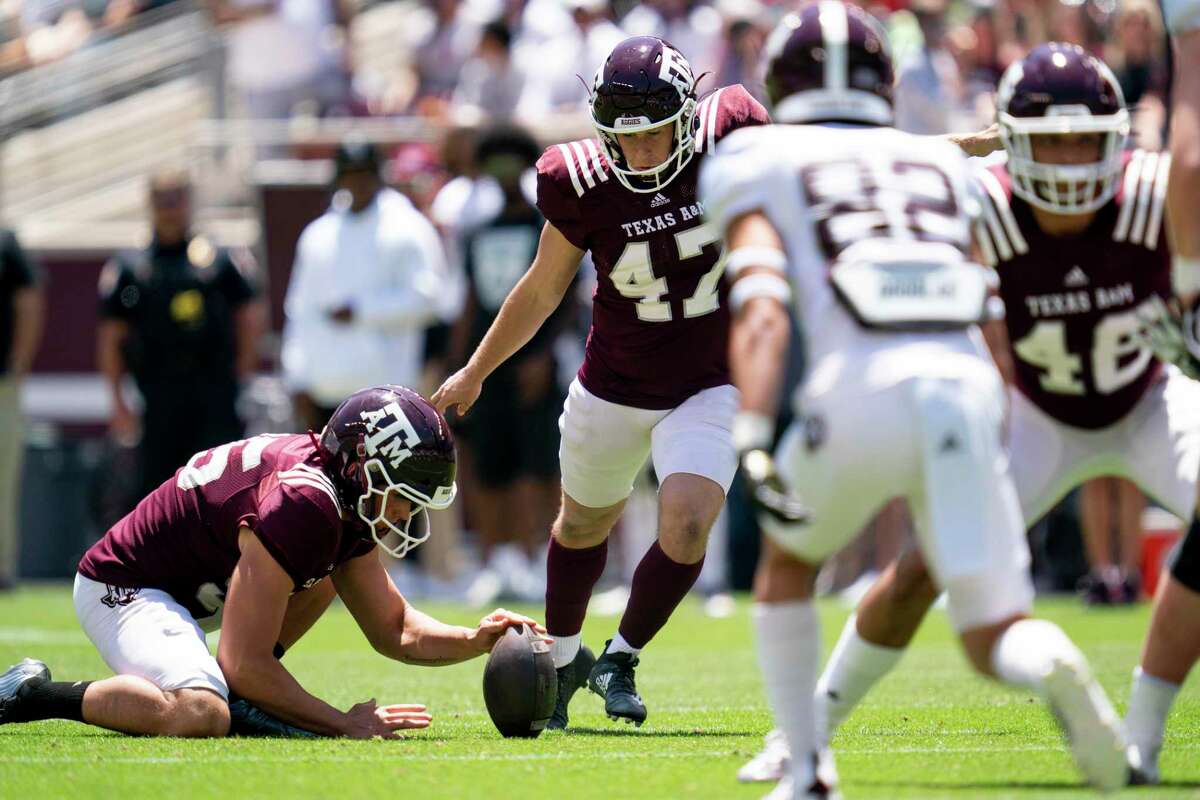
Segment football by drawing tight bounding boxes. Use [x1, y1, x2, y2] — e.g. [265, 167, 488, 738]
[481, 624, 557, 738]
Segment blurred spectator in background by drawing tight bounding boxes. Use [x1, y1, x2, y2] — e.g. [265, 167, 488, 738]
[1109, 0, 1167, 147]
[20, 0, 91, 66]
[0, 230, 43, 590]
[430, 124, 539, 249]
[388, 141, 450, 214]
[282, 137, 458, 433]
[452, 19, 525, 122]
[97, 171, 265, 498]
[412, 0, 481, 111]
[450, 126, 566, 605]
[210, 0, 348, 121]
[622, 0, 723, 77]
[1078, 477, 1145, 604]
[894, 0, 963, 133]
[713, 5, 768, 103]
[515, 0, 625, 118]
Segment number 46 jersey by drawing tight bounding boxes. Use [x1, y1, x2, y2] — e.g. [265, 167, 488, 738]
[975, 150, 1172, 430]
[536, 84, 769, 410]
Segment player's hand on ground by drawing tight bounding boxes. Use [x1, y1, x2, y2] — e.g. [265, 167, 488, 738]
[1137, 295, 1200, 380]
[739, 449, 812, 525]
[342, 699, 431, 739]
[432, 368, 483, 417]
[947, 123, 1002, 158]
[471, 609, 550, 653]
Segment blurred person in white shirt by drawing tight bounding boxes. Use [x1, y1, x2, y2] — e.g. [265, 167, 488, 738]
[452, 20, 526, 121]
[211, 0, 347, 121]
[515, 0, 625, 118]
[282, 137, 460, 433]
[893, 0, 963, 134]
[620, 0, 723, 77]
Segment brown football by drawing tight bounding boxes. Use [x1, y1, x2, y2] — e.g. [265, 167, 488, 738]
[482, 624, 557, 738]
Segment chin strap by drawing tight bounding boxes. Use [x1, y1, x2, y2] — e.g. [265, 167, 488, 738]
[307, 430, 326, 466]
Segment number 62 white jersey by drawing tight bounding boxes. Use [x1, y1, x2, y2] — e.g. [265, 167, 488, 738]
[700, 123, 995, 394]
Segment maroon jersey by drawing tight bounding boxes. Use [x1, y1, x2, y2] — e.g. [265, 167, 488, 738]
[78, 434, 373, 622]
[536, 84, 769, 409]
[974, 149, 1172, 429]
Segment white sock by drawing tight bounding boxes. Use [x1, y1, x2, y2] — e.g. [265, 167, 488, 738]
[550, 633, 582, 669]
[1125, 667, 1179, 758]
[815, 614, 905, 744]
[753, 600, 820, 789]
[607, 632, 640, 658]
[990, 618, 1080, 691]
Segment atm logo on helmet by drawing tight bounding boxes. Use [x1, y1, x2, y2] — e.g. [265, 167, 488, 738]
[360, 402, 421, 469]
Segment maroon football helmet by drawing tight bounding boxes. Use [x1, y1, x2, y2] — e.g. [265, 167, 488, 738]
[590, 35, 698, 193]
[762, 0, 893, 126]
[319, 385, 457, 557]
[997, 42, 1129, 214]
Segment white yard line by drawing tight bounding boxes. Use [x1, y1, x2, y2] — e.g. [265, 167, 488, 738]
[5, 742, 1200, 765]
[0, 628, 89, 645]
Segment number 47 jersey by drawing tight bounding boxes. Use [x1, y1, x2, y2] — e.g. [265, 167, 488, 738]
[976, 150, 1172, 430]
[536, 84, 769, 410]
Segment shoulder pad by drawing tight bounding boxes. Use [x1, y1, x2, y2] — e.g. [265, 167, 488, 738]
[1114, 148, 1170, 250]
[695, 84, 770, 156]
[536, 139, 611, 200]
[971, 164, 1028, 267]
[275, 463, 343, 516]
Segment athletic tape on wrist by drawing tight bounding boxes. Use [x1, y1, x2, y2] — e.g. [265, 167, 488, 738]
[733, 412, 775, 453]
[1173, 256, 1200, 298]
[729, 273, 792, 313]
[726, 246, 788, 278]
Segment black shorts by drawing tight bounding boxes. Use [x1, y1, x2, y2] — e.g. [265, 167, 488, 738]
[1169, 514, 1200, 593]
[465, 371, 562, 489]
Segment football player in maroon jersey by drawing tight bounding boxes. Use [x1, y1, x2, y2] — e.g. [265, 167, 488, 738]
[738, 43, 1195, 787]
[0, 386, 544, 738]
[433, 35, 769, 728]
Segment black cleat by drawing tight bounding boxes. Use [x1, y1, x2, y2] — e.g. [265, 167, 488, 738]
[588, 640, 647, 727]
[0, 658, 50, 724]
[546, 645, 595, 731]
[228, 698, 320, 738]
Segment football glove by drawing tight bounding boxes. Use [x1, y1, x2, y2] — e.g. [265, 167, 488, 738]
[740, 448, 811, 525]
[1138, 295, 1200, 380]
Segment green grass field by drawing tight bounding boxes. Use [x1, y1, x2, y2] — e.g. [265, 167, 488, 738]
[1, 587, 1198, 799]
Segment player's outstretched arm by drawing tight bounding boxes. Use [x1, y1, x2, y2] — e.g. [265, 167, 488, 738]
[945, 123, 1003, 158]
[220, 530, 430, 739]
[725, 212, 809, 525]
[334, 549, 546, 666]
[432, 222, 582, 416]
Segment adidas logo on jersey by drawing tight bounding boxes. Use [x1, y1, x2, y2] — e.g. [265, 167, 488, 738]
[650, 192, 671, 208]
[1064, 266, 1090, 288]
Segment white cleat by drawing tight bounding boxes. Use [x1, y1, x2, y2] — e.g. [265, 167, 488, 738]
[739, 729, 791, 783]
[1127, 743, 1160, 785]
[762, 773, 842, 800]
[1043, 656, 1129, 793]
[0, 658, 49, 698]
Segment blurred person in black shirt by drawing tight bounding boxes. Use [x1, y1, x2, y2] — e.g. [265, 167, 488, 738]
[0, 230, 43, 589]
[97, 171, 266, 498]
[450, 126, 573, 605]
